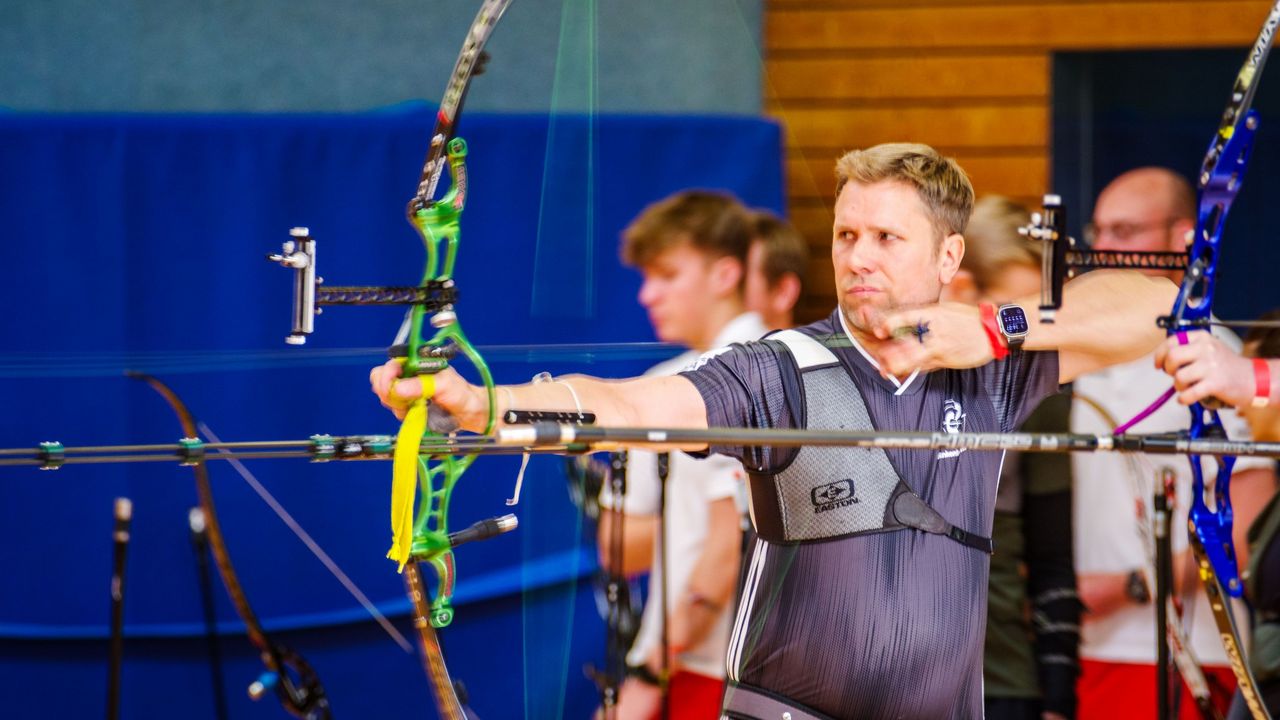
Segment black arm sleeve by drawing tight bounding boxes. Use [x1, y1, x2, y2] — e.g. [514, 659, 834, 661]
[1025, 487, 1080, 718]
[1021, 392, 1080, 718]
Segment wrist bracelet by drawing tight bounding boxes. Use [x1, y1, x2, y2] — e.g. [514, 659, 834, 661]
[1253, 358, 1271, 408]
[978, 303, 1008, 361]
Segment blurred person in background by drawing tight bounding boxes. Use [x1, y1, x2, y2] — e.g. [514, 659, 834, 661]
[597, 190, 763, 719]
[744, 209, 808, 331]
[1072, 168, 1275, 718]
[942, 195, 1080, 720]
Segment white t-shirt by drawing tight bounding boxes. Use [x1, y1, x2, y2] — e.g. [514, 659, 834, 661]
[602, 312, 766, 678]
[1072, 329, 1268, 665]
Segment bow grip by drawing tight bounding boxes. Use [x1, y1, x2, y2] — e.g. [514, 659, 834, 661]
[397, 354, 462, 434]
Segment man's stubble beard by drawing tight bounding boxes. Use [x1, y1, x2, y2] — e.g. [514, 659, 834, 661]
[839, 296, 891, 339]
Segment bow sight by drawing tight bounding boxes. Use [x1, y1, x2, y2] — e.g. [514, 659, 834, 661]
[267, 226, 459, 346]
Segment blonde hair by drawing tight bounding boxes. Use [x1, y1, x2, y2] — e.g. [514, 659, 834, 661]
[962, 196, 1040, 291]
[834, 143, 974, 239]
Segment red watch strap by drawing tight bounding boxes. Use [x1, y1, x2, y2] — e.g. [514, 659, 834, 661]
[979, 303, 1009, 361]
[1253, 358, 1271, 408]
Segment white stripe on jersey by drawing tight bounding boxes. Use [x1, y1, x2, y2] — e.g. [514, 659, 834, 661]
[726, 539, 769, 682]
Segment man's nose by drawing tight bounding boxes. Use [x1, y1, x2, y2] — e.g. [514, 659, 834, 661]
[842, 238, 875, 274]
[637, 279, 659, 307]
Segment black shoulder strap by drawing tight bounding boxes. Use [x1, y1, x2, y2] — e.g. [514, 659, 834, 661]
[890, 484, 994, 554]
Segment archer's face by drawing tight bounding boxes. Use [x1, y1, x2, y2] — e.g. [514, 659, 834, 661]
[832, 180, 961, 335]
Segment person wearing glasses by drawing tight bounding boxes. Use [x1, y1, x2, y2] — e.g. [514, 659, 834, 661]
[1071, 168, 1276, 719]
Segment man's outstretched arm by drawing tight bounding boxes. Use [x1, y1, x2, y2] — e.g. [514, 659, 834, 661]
[370, 362, 710, 440]
[874, 270, 1177, 384]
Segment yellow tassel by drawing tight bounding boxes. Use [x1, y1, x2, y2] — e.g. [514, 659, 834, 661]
[388, 399, 425, 572]
[386, 374, 437, 572]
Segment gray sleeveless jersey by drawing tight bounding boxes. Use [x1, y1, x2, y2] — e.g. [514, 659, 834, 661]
[680, 311, 1058, 720]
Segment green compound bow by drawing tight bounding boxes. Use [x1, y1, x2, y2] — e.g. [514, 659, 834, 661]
[268, 2, 515, 717]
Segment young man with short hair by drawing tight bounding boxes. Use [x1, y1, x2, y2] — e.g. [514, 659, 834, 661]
[600, 190, 766, 719]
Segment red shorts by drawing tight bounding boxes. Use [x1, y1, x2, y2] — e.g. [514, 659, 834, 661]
[1078, 658, 1237, 720]
[667, 670, 725, 720]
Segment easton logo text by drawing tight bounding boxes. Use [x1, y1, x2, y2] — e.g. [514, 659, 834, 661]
[811, 479, 859, 513]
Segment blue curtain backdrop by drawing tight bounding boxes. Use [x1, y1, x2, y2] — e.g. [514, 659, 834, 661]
[0, 108, 783, 719]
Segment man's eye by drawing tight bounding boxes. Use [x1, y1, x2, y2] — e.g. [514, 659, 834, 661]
[1112, 224, 1139, 240]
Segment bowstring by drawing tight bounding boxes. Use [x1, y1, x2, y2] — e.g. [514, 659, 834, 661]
[522, 0, 600, 713]
[522, 0, 836, 713]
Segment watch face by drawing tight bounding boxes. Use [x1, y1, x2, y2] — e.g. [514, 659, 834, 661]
[998, 305, 1029, 336]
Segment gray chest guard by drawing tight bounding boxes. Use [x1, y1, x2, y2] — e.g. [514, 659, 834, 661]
[745, 330, 992, 554]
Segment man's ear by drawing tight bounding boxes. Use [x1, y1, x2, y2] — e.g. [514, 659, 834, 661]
[771, 273, 802, 316]
[1171, 218, 1196, 251]
[938, 232, 965, 284]
[709, 255, 745, 298]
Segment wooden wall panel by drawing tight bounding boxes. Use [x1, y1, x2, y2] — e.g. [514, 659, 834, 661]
[767, 2, 1267, 52]
[764, 0, 1273, 322]
[771, 104, 1048, 150]
[765, 54, 1049, 101]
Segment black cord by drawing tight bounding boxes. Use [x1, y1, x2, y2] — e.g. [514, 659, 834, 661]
[189, 508, 230, 720]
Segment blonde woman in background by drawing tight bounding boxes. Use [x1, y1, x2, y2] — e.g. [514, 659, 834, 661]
[943, 196, 1080, 720]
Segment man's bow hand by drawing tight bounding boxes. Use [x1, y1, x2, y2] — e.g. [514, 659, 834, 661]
[369, 360, 490, 432]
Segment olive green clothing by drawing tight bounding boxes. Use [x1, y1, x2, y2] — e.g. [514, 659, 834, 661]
[984, 391, 1079, 718]
[1246, 483, 1280, 689]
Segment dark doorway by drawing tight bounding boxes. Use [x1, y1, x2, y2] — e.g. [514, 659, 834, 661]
[1052, 48, 1280, 322]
